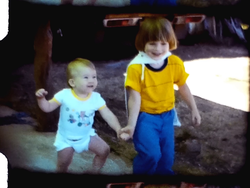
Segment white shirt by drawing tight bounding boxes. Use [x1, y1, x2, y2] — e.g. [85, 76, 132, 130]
[53, 89, 106, 140]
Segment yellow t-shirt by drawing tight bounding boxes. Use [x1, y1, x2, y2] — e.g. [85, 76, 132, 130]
[125, 54, 189, 114]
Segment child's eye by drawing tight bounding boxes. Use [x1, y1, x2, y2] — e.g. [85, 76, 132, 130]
[161, 42, 167, 45]
[84, 77, 88, 79]
[93, 76, 96, 79]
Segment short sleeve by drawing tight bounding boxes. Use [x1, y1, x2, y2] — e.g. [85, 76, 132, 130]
[53, 89, 66, 104]
[95, 93, 106, 110]
[173, 56, 189, 86]
[125, 65, 142, 93]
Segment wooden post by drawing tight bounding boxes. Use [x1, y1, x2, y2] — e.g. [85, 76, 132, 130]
[34, 20, 58, 132]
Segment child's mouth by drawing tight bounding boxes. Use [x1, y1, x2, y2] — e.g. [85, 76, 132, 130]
[152, 53, 161, 56]
[87, 85, 94, 88]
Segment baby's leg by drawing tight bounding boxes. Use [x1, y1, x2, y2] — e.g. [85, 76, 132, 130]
[88, 135, 110, 173]
[56, 147, 74, 173]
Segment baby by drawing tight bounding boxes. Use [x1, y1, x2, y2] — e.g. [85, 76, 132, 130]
[36, 58, 129, 173]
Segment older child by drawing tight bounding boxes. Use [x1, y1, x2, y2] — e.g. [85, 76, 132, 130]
[121, 17, 201, 175]
[36, 58, 127, 173]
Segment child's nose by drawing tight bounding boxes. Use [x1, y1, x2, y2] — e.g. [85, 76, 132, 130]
[155, 44, 161, 50]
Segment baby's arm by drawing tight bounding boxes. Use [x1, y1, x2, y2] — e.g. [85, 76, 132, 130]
[178, 83, 201, 126]
[35, 88, 60, 113]
[98, 106, 122, 138]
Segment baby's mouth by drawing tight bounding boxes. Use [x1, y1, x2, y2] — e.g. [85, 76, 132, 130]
[87, 85, 94, 88]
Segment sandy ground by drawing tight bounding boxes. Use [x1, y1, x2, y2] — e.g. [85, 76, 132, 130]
[184, 57, 249, 112]
[0, 126, 131, 175]
[0, 106, 132, 175]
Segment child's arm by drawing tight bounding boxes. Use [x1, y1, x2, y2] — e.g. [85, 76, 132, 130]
[121, 87, 141, 139]
[98, 106, 122, 138]
[178, 83, 201, 126]
[35, 88, 60, 113]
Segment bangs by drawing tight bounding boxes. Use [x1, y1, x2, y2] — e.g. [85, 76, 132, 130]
[135, 17, 177, 51]
[144, 19, 170, 42]
[146, 26, 169, 42]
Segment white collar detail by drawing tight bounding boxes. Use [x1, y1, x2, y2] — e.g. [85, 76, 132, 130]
[129, 51, 172, 66]
[127, 51, 172, 81]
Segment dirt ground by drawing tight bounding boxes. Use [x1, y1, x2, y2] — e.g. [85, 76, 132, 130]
[0, 33, 249, 179]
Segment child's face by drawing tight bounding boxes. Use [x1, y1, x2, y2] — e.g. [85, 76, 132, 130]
[71, 66, 97, 95]
[144, 41, 169, 61]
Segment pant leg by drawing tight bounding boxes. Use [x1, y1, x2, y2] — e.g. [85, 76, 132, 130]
[155, 109, 175, 175]
[133, 112, 163, 175]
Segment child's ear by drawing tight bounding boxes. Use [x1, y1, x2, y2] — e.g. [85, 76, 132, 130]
[68, 79, 75, 87]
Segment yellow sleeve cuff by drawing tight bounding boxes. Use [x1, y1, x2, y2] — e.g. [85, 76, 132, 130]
[51, 98, 61, 105]
[98, 105, 106, 110]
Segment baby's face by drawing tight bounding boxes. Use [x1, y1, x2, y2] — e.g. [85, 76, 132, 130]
[144, 40, 169, 61]
[72, 66, 97, 95]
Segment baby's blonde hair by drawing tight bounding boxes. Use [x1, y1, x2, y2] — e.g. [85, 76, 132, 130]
[67, 58, 95, 87]
[135, 17, 177, 51]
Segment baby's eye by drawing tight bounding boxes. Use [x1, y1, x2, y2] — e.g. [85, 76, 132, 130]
[84, 76, 88, 79]
[93, 76, 96, 79]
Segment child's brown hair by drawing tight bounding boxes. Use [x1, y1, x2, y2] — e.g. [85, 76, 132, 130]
[135, 17, 177, 51]
[67, 58, 95, 87]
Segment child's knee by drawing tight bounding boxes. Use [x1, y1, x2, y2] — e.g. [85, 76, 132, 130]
[95, 141, 110, 158]
[136, 144, 161, 164]
[102, 143, 110, 157]
[147, 152, 161, 164]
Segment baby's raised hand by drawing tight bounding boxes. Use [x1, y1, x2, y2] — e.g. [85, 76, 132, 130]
[120, 132, 130, 141]
[35, 88, 48, 98]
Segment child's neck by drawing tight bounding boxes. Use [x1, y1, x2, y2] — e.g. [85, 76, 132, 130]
[149, 61, 164, 69]
[73, 89, 90, 98]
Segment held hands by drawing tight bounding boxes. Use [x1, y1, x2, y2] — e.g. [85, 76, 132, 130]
[114, 126, 131, 141]
[120, 132, 131, 141]
[116, 128, 130, 141]
[35, 88, 48, 99]
[118, 125, 135, 141]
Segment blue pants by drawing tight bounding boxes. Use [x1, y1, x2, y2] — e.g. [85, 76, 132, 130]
[133, 109, 175, 175]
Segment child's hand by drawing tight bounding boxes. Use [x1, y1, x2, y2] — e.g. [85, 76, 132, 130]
[35, 88, 48, 98]
[120, 125, 135, 140]
[192, 109, 201, 126]
[119, 132, 130, 141]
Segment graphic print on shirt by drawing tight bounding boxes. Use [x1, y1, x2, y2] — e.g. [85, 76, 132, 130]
[65, 104, 94, 127]
[76, 111, 91, 127]
[68, 114, 76, 123]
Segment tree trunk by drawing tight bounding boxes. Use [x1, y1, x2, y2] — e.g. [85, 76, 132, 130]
[34, 20, 58, 132]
